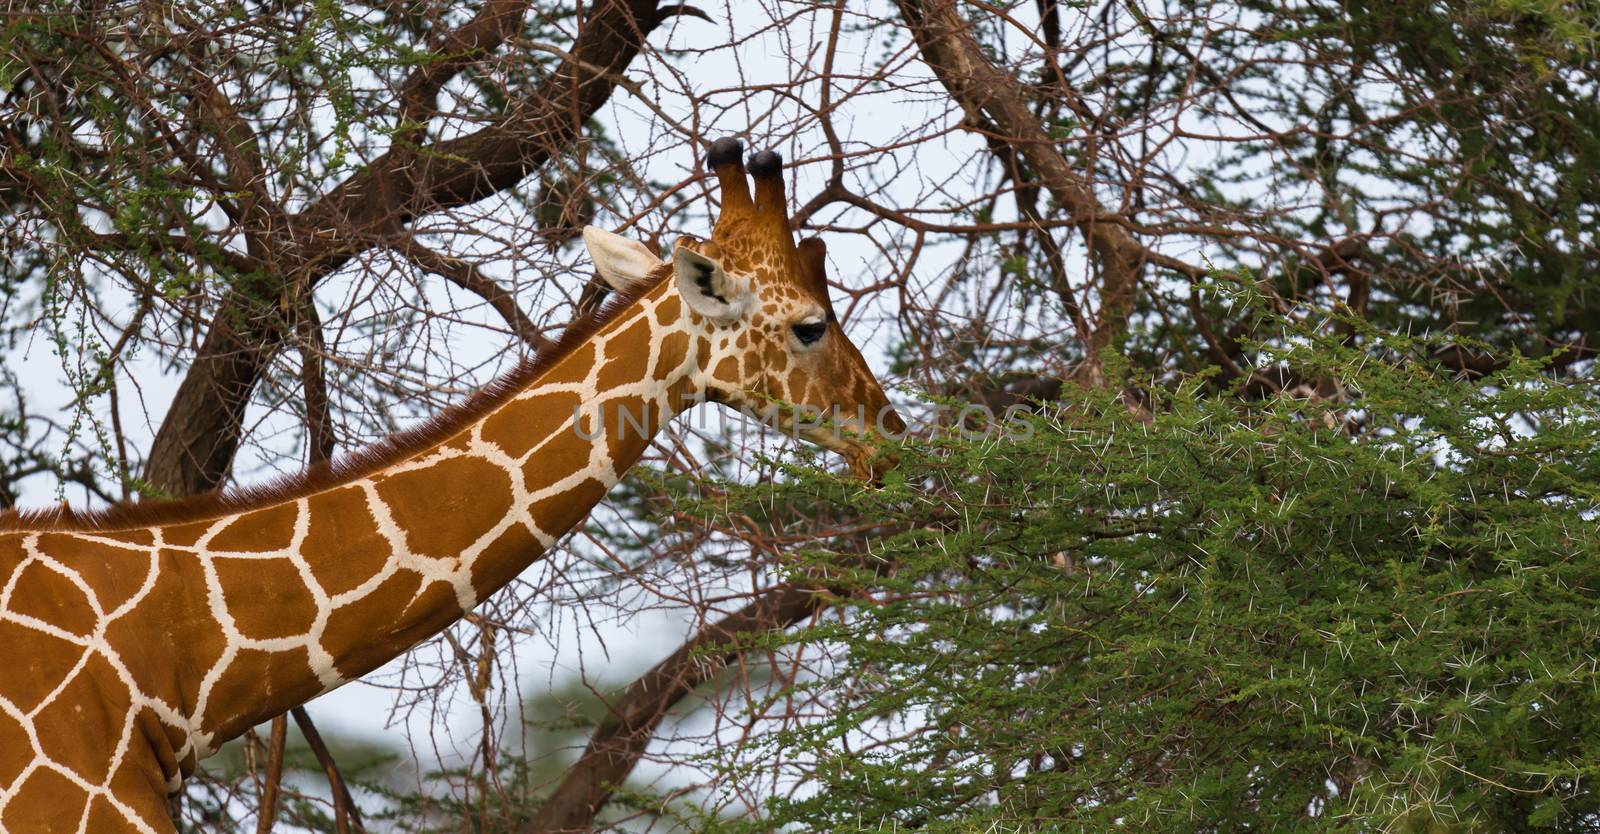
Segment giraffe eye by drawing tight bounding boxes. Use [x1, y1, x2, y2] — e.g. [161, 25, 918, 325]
[791, 320, 827, 346]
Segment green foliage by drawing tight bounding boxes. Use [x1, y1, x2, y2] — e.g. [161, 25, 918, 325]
[695, 300, 1600, 832]
[1092, 0, 1600, 381]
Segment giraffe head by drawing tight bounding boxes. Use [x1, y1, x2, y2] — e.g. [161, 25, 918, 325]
[584, 138, 904, 476]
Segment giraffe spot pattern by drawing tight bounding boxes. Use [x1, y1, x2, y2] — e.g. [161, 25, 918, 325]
[0, 707, 30, 790]
[376, 455, 514, 561]
[31, 654, 131, 784]
[469, 524, 542, 600]
[1, 767, 89, 833]
[481, 390, 582, 459]
[200, 647, 324, 741]
[211, 556, 320, 640]
[321, 568, 424, 680]
[39, 534, 152, 615]
[7, 560, 99, 637]
[0, 619, 83, 712]
[302, 486, 388, 596]
[207, 501, 297, 552]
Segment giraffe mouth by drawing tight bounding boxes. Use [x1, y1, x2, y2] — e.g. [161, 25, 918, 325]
[786, 403, 903, 483]
[845, 440, 902, 484]
[847, 452, 887, 484]
[773, 416, 895, 483]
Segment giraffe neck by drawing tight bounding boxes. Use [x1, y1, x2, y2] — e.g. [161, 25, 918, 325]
[181, 279, 699, 746]
[1, 277, 704, 803]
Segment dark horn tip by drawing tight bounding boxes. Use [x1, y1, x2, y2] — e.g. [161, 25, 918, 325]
[707, 137, 744, 168]
[748, 149, 783, 178]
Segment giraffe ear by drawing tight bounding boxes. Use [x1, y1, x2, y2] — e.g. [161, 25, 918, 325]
[673, 246, 750, 322]
[582, 226, 662, 292]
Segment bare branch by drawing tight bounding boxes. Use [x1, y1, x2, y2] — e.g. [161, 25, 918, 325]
[397, 0, 542, 135]
[253, 716, 288, 834]
[393, 236, 551, 352]
[144, 0, 677, 494]
[893, 0, 1204, 383]
[522, 583, 824, 833]
[291, 707, 367, 834]
[296, 295, 337, 467]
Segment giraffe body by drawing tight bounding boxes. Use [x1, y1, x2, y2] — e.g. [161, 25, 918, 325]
[0, 139, 900, 832]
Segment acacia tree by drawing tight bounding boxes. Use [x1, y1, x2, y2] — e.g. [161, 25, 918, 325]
[4, 0, 1599, 830]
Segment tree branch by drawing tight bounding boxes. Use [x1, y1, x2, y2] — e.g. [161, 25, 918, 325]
[393, 236, 551, 352]
[397, 0, 542, 137]
[296, 294, 337, 467]
[521, 583, 825, 833]
[253, 715, 288, 834]
[892, 0, 1204, 384]
[291, 706, 367, 834]
[298, 0, 670, 271]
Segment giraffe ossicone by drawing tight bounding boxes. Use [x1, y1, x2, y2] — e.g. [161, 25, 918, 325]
[0, 138, 902, 833]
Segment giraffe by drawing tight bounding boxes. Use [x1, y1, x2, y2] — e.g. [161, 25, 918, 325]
[0, 137, 904, 833]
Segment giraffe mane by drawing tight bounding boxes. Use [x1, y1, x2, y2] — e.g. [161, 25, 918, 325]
[0, 266, 672, 533]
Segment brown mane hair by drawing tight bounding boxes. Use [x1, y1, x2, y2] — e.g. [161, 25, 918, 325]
[1, 267, 671, 533]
